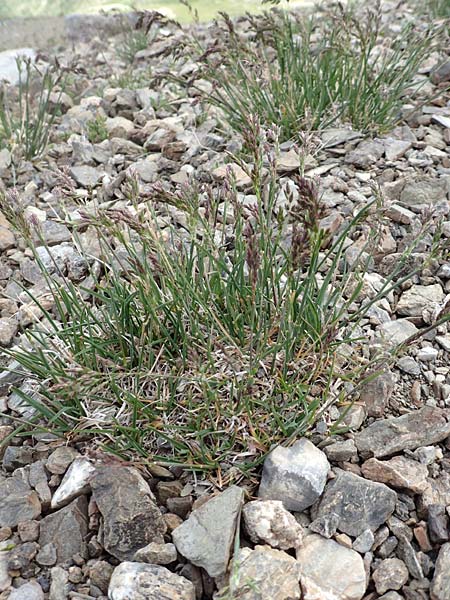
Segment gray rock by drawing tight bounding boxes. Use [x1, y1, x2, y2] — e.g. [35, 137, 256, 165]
[316, 471, 396, 537]
[89, 560, 114, 594]
[361, 456, 429, 493]
[309, 513, 340, 538]
[32, 220, 72, 246]
[428, 505, 449, 545]
[91, 466, 167, 561]
[0, 471, 41, 527]
[39, 496, 88, 564]
[172, 486, 243, 578]
[372, 558, 408, 594]
[9, 580, 44, 600]
[258, 439, 330, 511]
[242, 500, 303, 550]
[396, 536, 423, 579]
[399, 176, 448, 208]
[384, 138, 412, 161]
[70, 165, 103, 187]
[46, 446, 80, 474]
[2, 446, 33, 471]
[297, 534, 366, 600]
[377, 319, 418, 346]
[431, 542, 450, 600]
[324, 439, 357, 462]
[0, 540, 12, 592]
[359, 370, 395, 418]
[133, 541, 177, 564]
[397, 356, 421, 376]
[0, 317, 18, 346]
[36, 542, 57, 566]
[354, 406, 450, 458]
[397, 284, 444, 317]
[217, 545, 302, 600]
[0, 359, 24, 394]
[345, 140, 384, 169]
[49, 566, 69, 600]
[108, 561, 195, 600]
[352, 529, 375, 553]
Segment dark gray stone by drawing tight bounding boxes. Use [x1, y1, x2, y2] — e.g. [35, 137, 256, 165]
[316, 471, 397, 537]
[428, 505, 449, 545]
[0, 472, 41, 528]
[39, 496, 88, 564]
[355, 406, 450, 458]
[91, 466, 166, 561]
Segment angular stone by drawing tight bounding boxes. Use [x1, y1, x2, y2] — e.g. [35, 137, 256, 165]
[172, 486, 243, 578]
[0, 540, 12, 592]
[243, 500, 303, 550]
[361, 456, 429, 493]
[377, 318, 418, 346]
[133, 541, 177, 565]
[39, 496, 88, 564]
[91, 466, 166, 561]
[428, 505, 449, 545]
[212, 163, 251, 188]
[431, 542, 450, 600]
[397, 284, 444, 317]
[51, 457, 96, 509]
[49, 566, 69, 600]
[46, 446, 80, 474]
[108, 562, 195, 600]
[0, 472, 41, 528]
[345, 140, 384, 169]
[400, 176, 448, 208]
[0, 317, 18, 347]
[359, 370, 395, 418]
[317, 471, 396, 537]
[297, 534, 366, 600]
[373, 558, 408, 594]
[324, 439, 357, 462]
[420, 472, 450, 515]
[384, 138, 412, 161]
[217, 545, 301, 600]
[69, 165, 102, 187]
[258, 439, 330, 511]
[9, 580, 44, 600]
[355, 406, 450, 458]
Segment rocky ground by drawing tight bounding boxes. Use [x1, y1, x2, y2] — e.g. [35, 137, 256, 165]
[1, 1, 450, 598]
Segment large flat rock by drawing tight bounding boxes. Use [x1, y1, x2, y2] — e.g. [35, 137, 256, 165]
[355, 406, 450, 458]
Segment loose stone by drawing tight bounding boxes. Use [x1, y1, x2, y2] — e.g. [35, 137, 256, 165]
[258, 439, 330, 511]
[242, 500, 303, 550]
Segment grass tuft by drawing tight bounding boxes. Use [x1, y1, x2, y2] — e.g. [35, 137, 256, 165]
[195, 4, 440, 141]
[1, 121, 448, 474]
[0, 57, 64, 160]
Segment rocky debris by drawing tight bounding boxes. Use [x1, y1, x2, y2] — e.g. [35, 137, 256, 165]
[355, 406, 450, 458]
[361, 456, 429, 493]
[258, 439, 330, 511]
[46, 446, 80, 474]
[172, 485, 243, 577]
[91, 465, 167, 561]
[316, 471, 397, 536]
[345, 139, 384, 168]
[38, 496, 88, 564]
[108, 561, 196, 600]
[0, 317, 18, 347]
[69, 165, 103, 188]
[377, 318, 418, 346]
[242, 500, 303, 550]
[431, 543, 450, 600]
[297, 534, 366, 600]
[218, 545, 302, 600]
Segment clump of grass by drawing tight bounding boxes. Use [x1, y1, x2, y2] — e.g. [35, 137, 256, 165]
[428, 0, 450, 18]
[1, 121, 447, 473]
[0, 57, 64, 160]
[86, 115, 108, 144]
[116, 29, 149, 64]
[196, 4, 438, 140]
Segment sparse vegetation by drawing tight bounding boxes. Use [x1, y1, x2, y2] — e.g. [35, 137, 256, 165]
[86, 115, 108, 144]
[196, 5, 439, 141]
[0, 57, 63, 160]
[1, 118, 447, 472]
